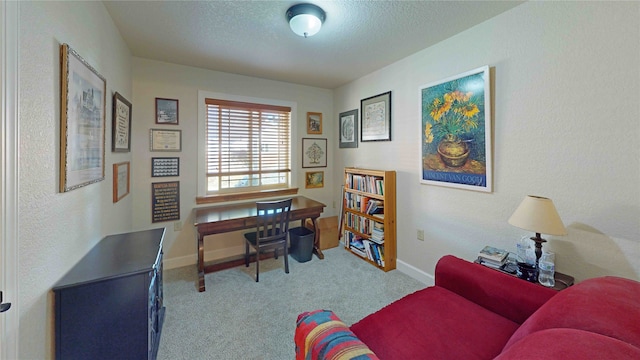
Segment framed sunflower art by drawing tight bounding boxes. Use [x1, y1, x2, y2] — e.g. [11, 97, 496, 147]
[419, 66, 492, 192]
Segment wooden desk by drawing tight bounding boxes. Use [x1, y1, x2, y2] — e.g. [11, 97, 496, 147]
[194, 196, 326, 292]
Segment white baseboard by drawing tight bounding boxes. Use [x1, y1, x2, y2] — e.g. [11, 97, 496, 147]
[163, 245, 245, 270]
[397, 259, 434, 286]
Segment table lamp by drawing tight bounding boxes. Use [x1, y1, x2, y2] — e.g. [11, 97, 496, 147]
[508, 195, 567, 266]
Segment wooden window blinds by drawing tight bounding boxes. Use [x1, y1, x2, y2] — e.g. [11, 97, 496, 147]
[205, 98, 291, 193]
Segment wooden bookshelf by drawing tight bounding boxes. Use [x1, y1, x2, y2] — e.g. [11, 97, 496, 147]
[342, 167, 396, 271]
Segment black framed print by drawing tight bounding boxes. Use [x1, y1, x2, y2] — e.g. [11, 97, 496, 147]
[339, 109, 358, 148]
[361, 91, 391, 142]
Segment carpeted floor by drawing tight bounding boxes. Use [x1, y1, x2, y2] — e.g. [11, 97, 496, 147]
[157, 246, 425, 360]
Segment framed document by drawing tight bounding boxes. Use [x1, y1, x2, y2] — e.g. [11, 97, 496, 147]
[112, 161, 130, 203]
[150, 129, 181, 152]
[112, 92, 132, 152]
[59, 43, 106, 192]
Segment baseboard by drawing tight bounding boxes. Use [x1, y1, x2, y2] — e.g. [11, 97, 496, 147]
[397, 259, 434, 286]
[163, 245, 245, 270]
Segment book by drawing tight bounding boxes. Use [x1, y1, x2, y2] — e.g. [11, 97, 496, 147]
[478, 246, 508, 263]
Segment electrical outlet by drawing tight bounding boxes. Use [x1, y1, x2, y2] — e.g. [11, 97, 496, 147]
[174, 221, 182, 232]
[417, 229, 425, 241]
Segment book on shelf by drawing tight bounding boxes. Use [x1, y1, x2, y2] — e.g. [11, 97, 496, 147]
[478, 246, 508, 264]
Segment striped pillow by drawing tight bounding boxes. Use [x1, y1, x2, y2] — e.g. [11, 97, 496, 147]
[295, 310, 379, 360]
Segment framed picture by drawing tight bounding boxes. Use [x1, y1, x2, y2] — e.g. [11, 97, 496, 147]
[152, 157, 180, 177]
[150, 129, 182, 151]
[305, 171, 324, 189]
[419, 65, 492, 192]
[155, 98, 179, 124]
[339, 109, 358, 148]
[361, 91, 391, 142]
[302, 138, 327, 168]
[307, 112, 322, 134]
[113, 161, 130, 203]
[59, 43, 106, 192]
[112, 92, 132, 152]
[152, 181, 180, 223]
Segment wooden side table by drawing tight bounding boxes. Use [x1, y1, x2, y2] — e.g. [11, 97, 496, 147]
[475, 257, 574, 291]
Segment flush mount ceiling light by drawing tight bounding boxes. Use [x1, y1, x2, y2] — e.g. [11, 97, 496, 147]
[286, 3, 326, 38]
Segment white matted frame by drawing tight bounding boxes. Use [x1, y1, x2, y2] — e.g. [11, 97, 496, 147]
[419, 66, 492, 192]
[302, 138, 327, 168]
[59, 43, 106, 192]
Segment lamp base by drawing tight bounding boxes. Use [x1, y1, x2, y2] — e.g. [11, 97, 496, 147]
[530, 232, 546, 267]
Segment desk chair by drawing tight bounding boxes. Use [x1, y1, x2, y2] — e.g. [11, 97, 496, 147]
[244, 198, 293, 282]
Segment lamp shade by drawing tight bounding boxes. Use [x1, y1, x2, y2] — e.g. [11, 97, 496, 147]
[286, 3, 325, 38]
[508, 195, 567, 235]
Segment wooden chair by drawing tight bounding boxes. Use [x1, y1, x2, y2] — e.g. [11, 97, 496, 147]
[244, 198, 293, 282]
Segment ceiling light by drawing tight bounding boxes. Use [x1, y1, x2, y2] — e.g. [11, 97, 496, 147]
[286, 3, 325, 38]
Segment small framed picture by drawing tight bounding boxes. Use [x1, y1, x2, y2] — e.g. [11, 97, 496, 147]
[361, 91, 392, 142]
[339, 109, 358, 148]
[302, 138, 327, 168]
[152, 157, 179, 177]
[112, 92, 132, 152]
[156, 98, 179, 125]
[113, 161, 130, 203]
[305, 171, 324, 189]
[150, 129, 182, 152]
[307, 112, 322, 134]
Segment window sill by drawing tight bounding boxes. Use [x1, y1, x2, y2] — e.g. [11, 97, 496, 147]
[196, 188, 299, 205]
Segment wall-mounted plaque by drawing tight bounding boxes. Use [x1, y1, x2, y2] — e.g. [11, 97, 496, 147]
[151, 181, 180, 223]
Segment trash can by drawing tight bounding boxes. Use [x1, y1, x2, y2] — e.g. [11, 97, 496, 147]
[289, 227, 314, 263]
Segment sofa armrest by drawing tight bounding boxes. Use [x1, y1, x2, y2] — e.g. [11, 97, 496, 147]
[435, 255, 557, 324]
[295, 310, 380, 360]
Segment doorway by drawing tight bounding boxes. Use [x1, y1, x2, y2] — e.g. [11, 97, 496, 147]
[1, 1, 20, 358]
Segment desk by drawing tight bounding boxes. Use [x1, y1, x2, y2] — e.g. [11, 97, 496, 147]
[194, 196, 326, 292]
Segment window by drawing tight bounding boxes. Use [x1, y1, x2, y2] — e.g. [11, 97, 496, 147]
[204, 98, 291, 195]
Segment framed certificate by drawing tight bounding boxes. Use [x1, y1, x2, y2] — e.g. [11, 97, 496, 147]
[150, 129, 181, 152]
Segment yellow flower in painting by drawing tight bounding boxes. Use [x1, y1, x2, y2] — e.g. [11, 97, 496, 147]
[455, 104, 480, 118]
[430, 97, 452, 121]
[427, 86, 481, 140]
[424, 123, 434, 143]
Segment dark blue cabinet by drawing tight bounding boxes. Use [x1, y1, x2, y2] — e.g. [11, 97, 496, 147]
[53, 228, 165, 360]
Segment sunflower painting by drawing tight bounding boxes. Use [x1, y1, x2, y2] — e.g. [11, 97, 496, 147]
[420, 66, 492, 192]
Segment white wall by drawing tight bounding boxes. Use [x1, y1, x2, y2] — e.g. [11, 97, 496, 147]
[131, 58, 334, 268]
[18, 2, 132, 358]
[333, 1, 640, 283]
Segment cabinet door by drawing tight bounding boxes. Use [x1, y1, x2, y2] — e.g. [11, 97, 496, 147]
[56, 275, 148, 360]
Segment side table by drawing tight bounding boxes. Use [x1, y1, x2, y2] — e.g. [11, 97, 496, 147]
[475, 257, 574, 291]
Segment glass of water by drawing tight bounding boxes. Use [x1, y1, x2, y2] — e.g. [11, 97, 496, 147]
[538, 251, 555, 287]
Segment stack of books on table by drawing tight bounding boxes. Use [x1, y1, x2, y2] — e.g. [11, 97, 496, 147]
[477, 245, 509, 269]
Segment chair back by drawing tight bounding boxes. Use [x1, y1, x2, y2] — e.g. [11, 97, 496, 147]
[255, 198, 293, 245]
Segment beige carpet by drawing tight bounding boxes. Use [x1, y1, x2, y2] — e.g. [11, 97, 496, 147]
[157, 246, 425, 360]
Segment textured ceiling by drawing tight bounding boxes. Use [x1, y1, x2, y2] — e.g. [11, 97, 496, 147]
[104, 1, 523, 89]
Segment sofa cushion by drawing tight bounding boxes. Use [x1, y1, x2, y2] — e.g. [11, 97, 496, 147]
[503, 276, 640, 351]
[296, 309, 379, 360]
[495, 328, 640, 359]
[350, 286, 520, 360]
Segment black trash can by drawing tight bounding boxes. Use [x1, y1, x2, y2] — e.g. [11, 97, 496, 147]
[289, 227, 314, 263]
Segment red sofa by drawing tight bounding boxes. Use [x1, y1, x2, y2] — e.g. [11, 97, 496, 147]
[295, 255, 640, 359]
